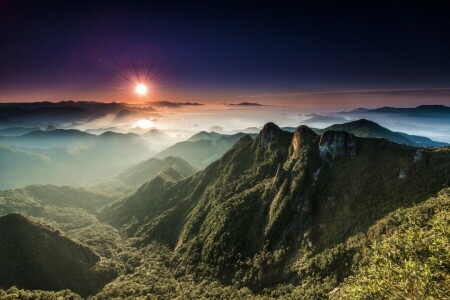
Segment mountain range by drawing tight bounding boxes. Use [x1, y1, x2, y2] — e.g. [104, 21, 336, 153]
[154, 132, 255, 168]
[351, 104, 450, 116]
[99, 122, 449, 296]
[317, 119, 449, 147]
[0, 117, 449, 298]
[0, 130, 153, 189]
[118, 156, 198, 186]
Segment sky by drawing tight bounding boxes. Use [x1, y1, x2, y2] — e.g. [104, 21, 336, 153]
[1, 1, 450, 109]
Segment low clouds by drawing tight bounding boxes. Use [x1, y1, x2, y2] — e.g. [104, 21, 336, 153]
[303, 114, 347, 123]
[151, 101, 204, 108]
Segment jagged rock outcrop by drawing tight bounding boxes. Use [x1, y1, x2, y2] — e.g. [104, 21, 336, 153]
[319, 130, 356, 160]
[291, 125, 317, 155]
[259, 122, 282, 145]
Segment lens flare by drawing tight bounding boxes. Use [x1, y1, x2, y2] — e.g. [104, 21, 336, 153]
[135, 84, 148, 96]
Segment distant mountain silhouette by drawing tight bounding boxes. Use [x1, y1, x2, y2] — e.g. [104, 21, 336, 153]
[318, 119, 416, 146]
[318, 119, 448, 146]
[350, 105, 450, 116]
[187, 131, 226, 142]
[0, 126, 40, 136]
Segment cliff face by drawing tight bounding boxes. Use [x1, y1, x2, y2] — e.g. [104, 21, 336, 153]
[259, 122, 282, 145]
[319, 130, 356, 160]
[291, 125, 317, 154]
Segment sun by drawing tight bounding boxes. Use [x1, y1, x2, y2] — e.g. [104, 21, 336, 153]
[135, 83, 148, 96]
[135, 119, 153, 129]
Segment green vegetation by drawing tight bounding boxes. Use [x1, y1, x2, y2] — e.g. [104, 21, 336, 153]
[104, 124, 449, 287]
[331, 188, 450, 300]
[154, 132, 250, 168]
[0, 122, 448, 299]
[0, 286, 82, 300]
[0, 130, 155, 189]
[0, 214, 114, 297]
[118, 156, 198, 186]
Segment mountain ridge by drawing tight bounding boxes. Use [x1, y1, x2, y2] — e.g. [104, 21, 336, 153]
[102, 122, 450, 289]
[318, 118, 448, 146]
[118, 156, 198, 186]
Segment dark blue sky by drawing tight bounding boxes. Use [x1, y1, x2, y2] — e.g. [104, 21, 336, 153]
[1, 0, 450, 104]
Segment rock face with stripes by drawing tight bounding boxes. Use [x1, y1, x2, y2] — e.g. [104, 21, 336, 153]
[319, 130, 356, 160]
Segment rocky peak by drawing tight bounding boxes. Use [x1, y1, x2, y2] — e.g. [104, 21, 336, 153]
[319, 130, 356, 160]
[259, 122, 282, 145]
[291, 125, 317, 153]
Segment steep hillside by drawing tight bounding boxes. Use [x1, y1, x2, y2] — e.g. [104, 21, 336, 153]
[0, 214, 109, 297]
[100, 167, 191, 233]
[330, 188, 450, 299]
[154, 132, 249, 168]
[93, 188, 450, 299]
[118, 156, 198, 186]
[103, 122, 450, 288]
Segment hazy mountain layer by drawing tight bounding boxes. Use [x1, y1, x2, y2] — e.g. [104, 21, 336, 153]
[318, 119, 448, 146]
[118, 156, 198, 186]
[0, 130, 154, 189]
[154, 132, 252, 168]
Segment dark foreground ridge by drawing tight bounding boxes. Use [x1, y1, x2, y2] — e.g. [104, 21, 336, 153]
[0, 213, 112, 297]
